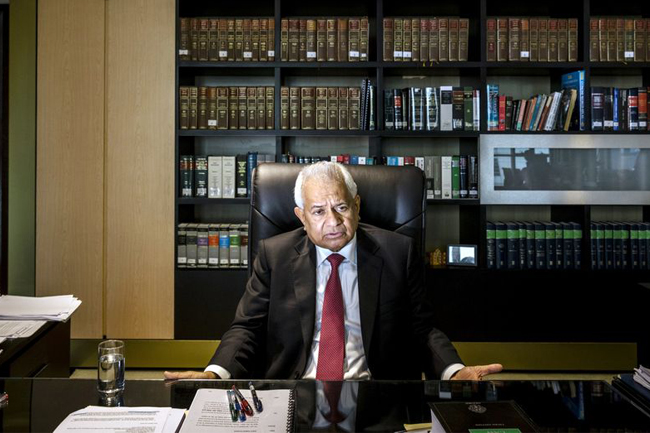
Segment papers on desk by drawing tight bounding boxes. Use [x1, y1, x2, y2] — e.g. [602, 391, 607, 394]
[634, 365, 650, 391]
[180, 388, 294, 433]
[53, 406, 185, 433]
[0, 295, 81, 321]
[0, 320, 46, 339]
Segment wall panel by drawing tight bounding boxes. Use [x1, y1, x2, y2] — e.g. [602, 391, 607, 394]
[36, 0, 105, 338]
[105, 0, 175, 338]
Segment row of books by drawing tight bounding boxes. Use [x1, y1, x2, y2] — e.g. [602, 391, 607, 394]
[486, 221, 583, 270]
[487, 85, 578, 132]
[179, 86, 274, 130]
[382, 17, 469, 62]
[180, 153, 274, 199]
[177, 223, 249, 268]
[280, 17, 369, 62]
[589, 17, 649, 62]
[590, 222, 650, 270]
[423, 155, 479, 200]
[179, 17, 275, 62]
[384, 87, 480, 132]
[280, 80, 375, 130]
[591, 87, 649, 131]
[486, 17, 579, 62]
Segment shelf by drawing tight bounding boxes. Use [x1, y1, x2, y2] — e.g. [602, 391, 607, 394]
[179, 130, 481, 138]
[179, 130, 277, 137]
[176, 267, 248, 272]
[481, 131, 650, 135]
[427, 199, 480, 205]
[178, 198, 249, 204]
[382, 130, 479, 138]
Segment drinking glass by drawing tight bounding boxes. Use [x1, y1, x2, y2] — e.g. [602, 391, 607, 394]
[97, 340, 125, 395]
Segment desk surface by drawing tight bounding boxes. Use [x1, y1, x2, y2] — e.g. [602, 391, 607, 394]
[1, 378, 649, 432]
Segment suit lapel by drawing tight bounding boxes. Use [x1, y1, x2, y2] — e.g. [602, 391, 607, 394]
[291, 235, 317, 365]
[357, 228, 382, 362]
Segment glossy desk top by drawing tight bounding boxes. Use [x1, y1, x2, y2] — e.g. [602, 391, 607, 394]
[0, 378, 648, 432]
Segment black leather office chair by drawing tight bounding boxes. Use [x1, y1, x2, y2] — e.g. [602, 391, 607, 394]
[248, 163, 426, 270]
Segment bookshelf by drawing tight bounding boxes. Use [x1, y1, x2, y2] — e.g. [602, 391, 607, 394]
[175, 0, 650, 365]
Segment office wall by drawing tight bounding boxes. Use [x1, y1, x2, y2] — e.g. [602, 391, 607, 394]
[105, 0, 175, 338]
[8, 0, 36, 297]
[35, 0, 175, 339]
[36, 0, 105, 338]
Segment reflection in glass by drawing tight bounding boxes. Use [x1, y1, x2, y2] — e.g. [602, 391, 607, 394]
[493, 148, 650, 191]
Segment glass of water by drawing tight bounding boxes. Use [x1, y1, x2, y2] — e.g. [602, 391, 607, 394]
[97, 340, 125, 395]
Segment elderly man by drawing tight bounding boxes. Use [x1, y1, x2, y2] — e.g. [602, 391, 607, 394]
[166, 161, 501, 381]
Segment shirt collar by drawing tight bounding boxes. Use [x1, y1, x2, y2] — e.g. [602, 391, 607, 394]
[315, 233, 357, 267]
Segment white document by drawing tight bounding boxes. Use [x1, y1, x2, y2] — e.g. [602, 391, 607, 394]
[0, 295, 81, 321]
[53, 406, 180, 433]
[0, 320, 46, 338]
[164, 408, 186, 433]
[180, 388, 293, 433]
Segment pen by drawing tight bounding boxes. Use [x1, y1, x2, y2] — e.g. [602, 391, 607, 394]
[232, 390, 246, 421]
[248, 382, 263, 413]
[232, 385, 254, 416]
[227, 390, 238, 422]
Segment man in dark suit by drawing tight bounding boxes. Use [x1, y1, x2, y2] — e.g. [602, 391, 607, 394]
[166, 162, 501, 381]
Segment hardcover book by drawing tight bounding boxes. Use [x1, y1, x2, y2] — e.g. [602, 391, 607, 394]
[302, 87, 317, 130]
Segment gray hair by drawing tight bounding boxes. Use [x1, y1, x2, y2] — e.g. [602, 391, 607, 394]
[294, 162, 358, 209]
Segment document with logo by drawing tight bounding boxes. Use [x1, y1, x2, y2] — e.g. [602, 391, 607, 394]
[429, 401, 537, 433]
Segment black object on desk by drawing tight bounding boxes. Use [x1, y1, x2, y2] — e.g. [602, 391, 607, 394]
[0, 378, 649, 432]
[0, 321, 70, 378]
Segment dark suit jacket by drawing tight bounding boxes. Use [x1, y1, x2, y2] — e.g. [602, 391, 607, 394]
[209, 223, 462, 379]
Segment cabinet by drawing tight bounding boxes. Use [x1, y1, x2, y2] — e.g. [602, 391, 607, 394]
[175, 0, 649, 365]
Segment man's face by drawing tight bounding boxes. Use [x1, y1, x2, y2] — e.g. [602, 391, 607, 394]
[294, 177, 360, 252]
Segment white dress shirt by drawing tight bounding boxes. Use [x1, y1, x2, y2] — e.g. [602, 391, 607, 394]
[206, 235, 464, 380]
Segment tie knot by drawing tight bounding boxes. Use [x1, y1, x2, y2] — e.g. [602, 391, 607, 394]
[327, 253, 345, 268]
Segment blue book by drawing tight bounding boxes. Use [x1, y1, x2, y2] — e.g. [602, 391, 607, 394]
[487, 84, 499, 130]
[560, 70, 586, 131]
[387, 156, 399, 166]
[246, 152, 258, 196]
[527, 96, 544, 131]
[613, 88, 620, 131]
[350, 155, 359, 165]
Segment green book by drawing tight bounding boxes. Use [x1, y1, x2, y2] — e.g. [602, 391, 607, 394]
[451, 155, 460, 199]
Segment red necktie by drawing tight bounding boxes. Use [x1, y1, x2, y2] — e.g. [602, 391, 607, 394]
[316, 253, 345, 381]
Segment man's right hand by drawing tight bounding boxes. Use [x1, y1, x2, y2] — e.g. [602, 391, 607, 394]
[163, 371, 219, 380]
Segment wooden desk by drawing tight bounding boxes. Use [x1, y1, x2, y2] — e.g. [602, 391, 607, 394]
[0, 321, 70, 377]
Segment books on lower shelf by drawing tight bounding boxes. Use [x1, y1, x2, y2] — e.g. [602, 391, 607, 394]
[178, 223, 249, 269]
[590, 222, 650, 270]
[281, 79, 375, 130]
[180, 153, 274, 199]
[487, 17, 578, 62]
[280, 17, 369, 62]
[384, 86, 479, 132]
[589, 17, 649, 62]
[590, 86, 650, 131]
[383, 17, 470, 62]
[486, 83, 579, 132]
[180, 17, 275, 62]
[487, 221, 582, 270]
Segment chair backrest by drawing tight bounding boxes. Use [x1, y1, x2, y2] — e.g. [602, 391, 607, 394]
[248, 163, 426, 269]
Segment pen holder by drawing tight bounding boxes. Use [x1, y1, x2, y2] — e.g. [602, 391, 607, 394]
[97, 340, 125, 396]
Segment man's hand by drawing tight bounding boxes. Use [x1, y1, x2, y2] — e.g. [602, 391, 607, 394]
[450, 364, 503, 381]
[163, 371, 218, 380]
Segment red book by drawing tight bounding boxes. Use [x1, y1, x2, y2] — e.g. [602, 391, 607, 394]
[342, 154, 351, 164]
[404, 156, 415, 165]
[498, 95, 506, 131]
[638, 88, 648, 130]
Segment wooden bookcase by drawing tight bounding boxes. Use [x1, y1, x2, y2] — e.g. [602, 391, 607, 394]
[175, 0, 650, 365]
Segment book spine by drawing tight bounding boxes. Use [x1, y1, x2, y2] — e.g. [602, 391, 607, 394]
[339, 87, 349, 130]
[180, 155, 194, 197]
[247, 87, 257, 129]
[246, 152, 257, 196]
[327, 19, 337, 61]
[317, 19, 327, 61]
[281, 19, 289, 61]
[289, 87, 301, 129]
[459, 155, 468, 198]
[448, 17, 458, 61]
[557, 19, 568, 62]
[179, 87, 189, 130]
[412, 18, 421, 62]
[288, 19, 299, 61]
[429, 18, 439, 62]
[207, 225, 219, 268]
[348, 18, 360, 62]
[495, 222, 507, 269]
[177, 225, 187, 267]
[243, 19, 253, 61]
[328, 87, 339, 130]
[179, 18, 190, 60]
[186, 225, 197, 267]
[349, 87, 361, 130]
[268, 18, 275, 61]
[568, 18, 578, 62]
[591, 87, 604, 131]
[438, 17, 449, 61]
[520, 17, 529, 60]
[383, 18, 394, 61]
[338, 18, 348, 62]
[486, 18, 497, 61]
[394, 18, 403, 61]
[538, 18, 548, 62]
[441, 156, 452, 199]
[266, 87, 274, 130]
[198, 86, 208, 129]
[440, 86, 453, 131]
[235, 154, 247, 198]
[508, 17, 520, 61]
[304, 87, 318, 130]
[403, 18, 412, 61]
[280, 86, 290, 130]
[222, 156, 236, 198]
[207, 87, 217, 130]
[256, 86, 266, 129]
[360, 17, 369, 61]
[299, 19, 307, 62]
[306, 19, 317, 61]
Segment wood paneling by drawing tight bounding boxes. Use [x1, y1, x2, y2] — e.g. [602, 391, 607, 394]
[105, 0, 175, 338]
[36, 0, 105, 338]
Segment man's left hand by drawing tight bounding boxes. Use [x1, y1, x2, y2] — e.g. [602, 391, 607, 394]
[450, 364, 503, 381]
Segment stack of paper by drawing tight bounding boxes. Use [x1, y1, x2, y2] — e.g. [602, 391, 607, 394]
[634, 365, 650, 391]
[0, 295, 81, 321]
[0, 320, 46, 339]
[53, 406, 185, 433]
